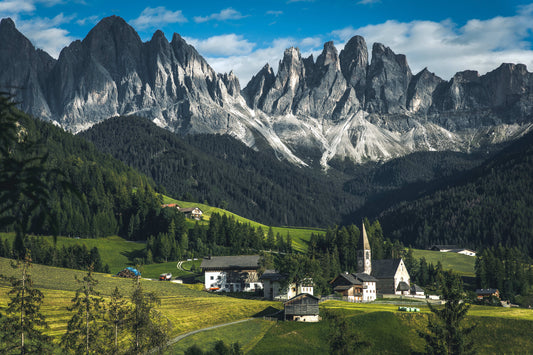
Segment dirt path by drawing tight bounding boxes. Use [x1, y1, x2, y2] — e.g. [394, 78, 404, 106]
[168, 318, 253, 346]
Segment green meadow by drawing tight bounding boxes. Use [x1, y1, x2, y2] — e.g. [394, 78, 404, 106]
[172, 301, 533, 354]
[412, 248, 476, 276]
[161, 195, 324, 252]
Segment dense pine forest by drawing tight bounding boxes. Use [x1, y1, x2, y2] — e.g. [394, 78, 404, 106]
[80, 115, 491, 227]
[379, 130, 533, 258]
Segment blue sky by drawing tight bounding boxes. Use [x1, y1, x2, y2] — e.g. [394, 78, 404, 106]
[1, 0, 533, 85]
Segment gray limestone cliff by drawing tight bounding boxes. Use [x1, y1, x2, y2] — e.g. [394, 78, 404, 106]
[1, 15, 533, 168]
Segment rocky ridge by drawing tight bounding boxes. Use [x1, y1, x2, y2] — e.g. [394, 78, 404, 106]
[1, 16, 532, 168]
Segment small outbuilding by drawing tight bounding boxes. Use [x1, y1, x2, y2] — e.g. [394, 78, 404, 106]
[284, 293, 320, 322]
[475, 288, 500, 300]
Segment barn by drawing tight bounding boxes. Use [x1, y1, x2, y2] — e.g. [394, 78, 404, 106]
[284, 293, 320, 322]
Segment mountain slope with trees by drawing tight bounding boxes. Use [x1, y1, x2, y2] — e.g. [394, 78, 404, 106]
[378, 130, 533, 257]
[80, 115, 492, 227]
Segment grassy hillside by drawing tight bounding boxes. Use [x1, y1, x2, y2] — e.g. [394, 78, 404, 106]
[411, 249, 476, 277]
[0, 257, 282, 342]
[170, 300, 533, 354]
[161, 195, 324, 252]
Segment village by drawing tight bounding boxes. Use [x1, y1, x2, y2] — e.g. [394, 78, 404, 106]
[193, 224, 492, 323]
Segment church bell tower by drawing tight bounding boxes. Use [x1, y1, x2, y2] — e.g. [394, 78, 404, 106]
[357, 223, 372, 274]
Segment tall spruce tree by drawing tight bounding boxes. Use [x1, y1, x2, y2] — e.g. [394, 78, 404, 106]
[61, 266, 105, 354]
[128, 276, 170, 354]
[419, 272, 476, 354]
[103, 286, 130, 354]
[0, 254, 51, 354]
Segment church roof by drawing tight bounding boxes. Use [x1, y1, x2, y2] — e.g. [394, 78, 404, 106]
[371, 259, 402, 278]
[360, 223, 371, 250]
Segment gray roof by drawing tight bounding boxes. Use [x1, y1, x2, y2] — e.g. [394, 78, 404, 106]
[260, 269, 286, 281]
[410, 284, 425, 293]
[331, 273, 362, 286]
[355, 273, 378, 282]
[200, 255, 260, 270]
[371, 259, 402, 278]
[475, 288, 499, 294]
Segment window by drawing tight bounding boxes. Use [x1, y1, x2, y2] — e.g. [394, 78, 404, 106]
[210, 276, 214, 280]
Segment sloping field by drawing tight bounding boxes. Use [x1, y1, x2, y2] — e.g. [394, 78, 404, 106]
[412, 249, 476, 276]
[0, 257, 282, 345]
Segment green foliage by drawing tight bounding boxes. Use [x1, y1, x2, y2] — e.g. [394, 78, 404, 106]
[475, 246, 533, 301]
[184, 340, 243, 355]
[380, 130, 533, 258]
[102, 286, 129, 354]
[128, 277, 171, 354]
[61, 267, 106, 354]
[419, 273, 476, 355]
[322, 309, 369, 355]
[0, 255, 52, 354]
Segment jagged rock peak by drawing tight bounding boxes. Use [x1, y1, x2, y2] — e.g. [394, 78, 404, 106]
[0, 17, 16, 29]
[371, 42, 409, 69]
[339, 35, 368, 93]
[220, 70, 241, 97]
[316, 41, 340, 68]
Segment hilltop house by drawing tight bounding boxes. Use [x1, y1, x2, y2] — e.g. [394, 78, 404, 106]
[261, 270, 314, 300]
[430, 245, 476, 257]
[284, 293, 320, 322]
[201, 255, 262, 292]
[358, 224, 411, 296]
[179, 207, 203, 220]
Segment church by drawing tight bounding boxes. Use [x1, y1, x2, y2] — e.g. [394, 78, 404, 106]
[331, 224, 410, 299]
[357, 223, 411, 295]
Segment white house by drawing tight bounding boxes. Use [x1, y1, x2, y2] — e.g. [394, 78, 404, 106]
[201, 255, 262, 292]
[261, 270, 313, 300]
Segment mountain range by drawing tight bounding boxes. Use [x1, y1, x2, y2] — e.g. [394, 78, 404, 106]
[1, 15, 533, 168]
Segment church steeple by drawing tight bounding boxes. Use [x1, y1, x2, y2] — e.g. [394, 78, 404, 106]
[357, 223, 372, 274]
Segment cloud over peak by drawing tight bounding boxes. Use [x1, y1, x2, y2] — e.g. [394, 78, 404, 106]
[193, 8, 245, 23]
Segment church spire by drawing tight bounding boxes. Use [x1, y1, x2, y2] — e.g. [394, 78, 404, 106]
[357, 222, 372, 274]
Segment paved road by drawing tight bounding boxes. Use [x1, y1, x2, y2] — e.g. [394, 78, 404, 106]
[168, 318, 253, 346]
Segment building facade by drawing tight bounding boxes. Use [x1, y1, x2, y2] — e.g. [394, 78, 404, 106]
[201, 255, 262, 292]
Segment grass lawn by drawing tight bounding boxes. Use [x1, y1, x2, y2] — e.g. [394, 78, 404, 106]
[0, 257, 282, 343]
[412, 248, 476, 276]
[141, 259, 201, 279]
[0, 233, 145, 273]
[171, 319, 276, 354]
[160, 196, 325, 252]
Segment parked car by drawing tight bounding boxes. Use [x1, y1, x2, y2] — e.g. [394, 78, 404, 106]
[159, 273, 172, 281]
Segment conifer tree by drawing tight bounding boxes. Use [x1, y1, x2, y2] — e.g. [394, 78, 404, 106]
[419, 272, 476, 354]
[0, 253, 51, 354]
[61, 266, 105, 354]
[128, 276, 170, 354]
[103, 287, 130, 354]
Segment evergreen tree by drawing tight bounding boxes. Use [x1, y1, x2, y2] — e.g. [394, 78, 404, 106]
[323, 309, 369, 355]
[103, 287, 130, 354]
[0, 254, 52, 354]
[61, 266, 105, 354]
[419, 273, 476, 354]
[128, 277, 170, 354]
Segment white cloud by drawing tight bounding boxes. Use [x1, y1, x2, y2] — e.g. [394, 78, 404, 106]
[194, 8, 245, 23]
[266, 10, 283, 16]
[18, 13, 75, 58]
[204, 37, 325, 86]
[357, 0, 381, 5]
[185, 34, 255, 57]
[131, 7, 187, 30]
[331, 8, 533, 80]
[0, 0, 35, 14]
[76, 15, 99, 26]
